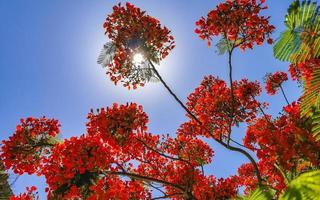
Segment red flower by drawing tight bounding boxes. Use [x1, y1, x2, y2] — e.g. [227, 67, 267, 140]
[265, 71, 288, 95]
[161, 134, 214, 166]
[42, 135, 115, 199]
[242, 102, 320, 194]
[185, 76, 263, 138]
[1, 117, 60, 175]
[195, 0, 274, 51]
[289, 58, 320, 82]
[103, 2, 175, 89]
[86, 103, 148, 147]
[10, 186, 39, 200]
[1, 103, 248, 199]
[86, 177, 150, 199]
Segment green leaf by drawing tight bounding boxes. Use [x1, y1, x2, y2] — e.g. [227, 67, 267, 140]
[280, 170, 320, 200]
[237, 187, 273, 200]
[273, 0, 320, 64]
[310, 96, 320, 141]
[0, 161, 13, 199]
[215, 38, 232, 55]
[277, 1, 320, 141]
[274, 30, 301, 62]
[301, 67, 320, 141]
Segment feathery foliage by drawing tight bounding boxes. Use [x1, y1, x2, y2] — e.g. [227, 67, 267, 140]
[273, 0, 320, 64]
[238, 187, 273, 200]
[279, 170, 320, 200]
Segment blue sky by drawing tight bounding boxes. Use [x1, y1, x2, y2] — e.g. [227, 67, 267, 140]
[0, 0, 298, 198]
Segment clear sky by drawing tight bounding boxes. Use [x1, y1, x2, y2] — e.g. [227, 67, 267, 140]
[0, 0, 297, 198]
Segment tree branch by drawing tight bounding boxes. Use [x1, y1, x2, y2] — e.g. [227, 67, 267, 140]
[149, 61, 202, 125]
[279, 84, 290, 105]
[104, 171, 185, 191]
[152, 193, 183, 200]
[215, 139, 262, 184]
[227, 47, 236, 145]
[148, 60, 263, 186]
[135, 137, 192, 166]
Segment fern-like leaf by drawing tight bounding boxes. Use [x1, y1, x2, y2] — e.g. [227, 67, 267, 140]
[237, 187, 273, 200]
[215, 38, 233, 55]
[277, 0, 320, 141]
[310, 94, 320, 140]
[273, 0, 320, 64]
[301, 66, 320, 140]
[97, 41, 116, 67]
[279, 170, 320, 200]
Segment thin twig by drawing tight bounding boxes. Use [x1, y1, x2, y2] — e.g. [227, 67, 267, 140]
[146, 183, 166, 195]
[279, 84, 290, 105]
[152, 193, 183, 200]
[135, 137, 192, 166]
[104, 171, 185, 191]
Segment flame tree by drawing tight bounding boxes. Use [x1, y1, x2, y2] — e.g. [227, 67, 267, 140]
[2, 1, 320, 199]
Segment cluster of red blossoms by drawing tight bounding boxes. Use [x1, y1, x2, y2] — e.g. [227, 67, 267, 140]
[2, 103, 241, 200]
[264, 71, 288, 95]
[4, 1, 320, 199]
[41, 135, 114, 199]
[185, 76, 264, 138]
[86, 103, 148, 146]
[289, 58, 320, 82]
[103, 2, 175, 88]
[195, 0, 275, 50]
[10, 186, 39, 200]
[6, 100, 317, 199]
[240, 102, 320, 194]
[1, 117, 60, 175]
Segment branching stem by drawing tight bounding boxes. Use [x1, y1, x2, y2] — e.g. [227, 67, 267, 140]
[279, 84, 290, 105]
[148, 60, 263, 186]
[227, 48, 235, 145]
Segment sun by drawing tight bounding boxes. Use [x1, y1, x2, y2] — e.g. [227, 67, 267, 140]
[133, 53, 144, 64]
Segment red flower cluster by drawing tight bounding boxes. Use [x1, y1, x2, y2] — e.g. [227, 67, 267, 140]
[289, 58, 320, 82]
[133, 134, 220, 199]
[161, 134, 214, 166]
[41, 135, 115, 199]
[190, 175, 239, 199]
[1, 103, 240, 199]
[41, 134, 151, 199]
[85, 177, 150, 200]
[10, 186, 39, 200]
[86, 103, 148, 147]
[1, 117, 60, 175]
[103, 2, 175, 88]
[237, 163, 257, 193]
[242, 102, 320, 192]
[265, 71, 288, 95]
[237, 161, 286, 194]
[186, 76, 263, 138]
[213, 176, 239, 199]
[5, 1, 320, 199]
[195, 0, 274, 50]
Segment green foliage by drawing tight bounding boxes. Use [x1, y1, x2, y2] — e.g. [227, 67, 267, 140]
[279, 170, 320, 200]
[215, 38, 233, 55]
[237, 187, 273, 200]
[273, 0, 320, 64]
[274, 0, 320, 141]
[239, 171, 320, 200]
[310, 98, 320, 140]
[0, 162, 12, 200]
[301, 67, 320, 140]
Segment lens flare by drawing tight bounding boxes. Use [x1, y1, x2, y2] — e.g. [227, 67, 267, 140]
[133, 53, 144, 64]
